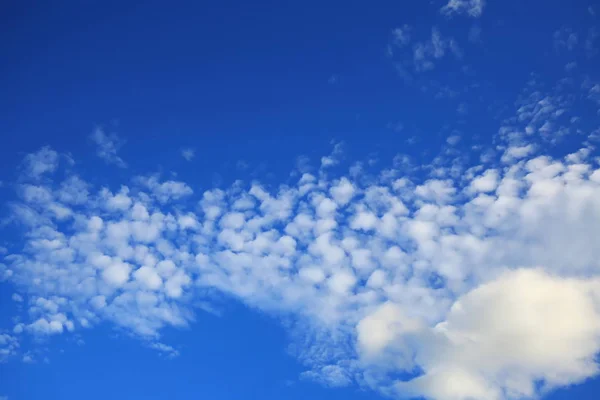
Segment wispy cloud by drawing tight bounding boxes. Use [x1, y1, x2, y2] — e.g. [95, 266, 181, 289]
[554, 27, 579, 51]
[392, 25, 411, 48]
[90, 127, 127, 168]
[413, 27, 461, 71]
[181, 148, 195, 161]
[440, 0, 485, 18]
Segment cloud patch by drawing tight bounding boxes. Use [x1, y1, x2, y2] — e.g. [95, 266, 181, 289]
[90, 127, 127, 168]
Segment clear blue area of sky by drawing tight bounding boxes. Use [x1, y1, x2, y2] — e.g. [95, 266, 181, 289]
[1, 0, 599, 399]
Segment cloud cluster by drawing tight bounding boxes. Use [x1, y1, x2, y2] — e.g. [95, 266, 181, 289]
[2, 80, 600, 400]
[0, 334, 19, 363]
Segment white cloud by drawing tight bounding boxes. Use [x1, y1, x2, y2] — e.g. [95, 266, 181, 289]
[148, 342, 179, 358]
[90, 127, 127, 167]
[330, 177, 356, 206]
[102, 260, 131, 287]
[397, 269, 600, 400]
[135, 176, 193, 203]
[4, 79, 600, 400]
[446, 134, 461, 145]
[412, 28, 461, 72]
[554, 27, 579, 51]
[502, 144, 536, 163]
[134, 266, 163, 290]
[321, 142, 344, 168]
[441, 0, 485, 18]
[301, 364, 351, 387]
[357, 302, 422, 361]
[12, 293, 23, 302]
[0, 334, 19, 362]
[469, 169, 498, 193]
[22, 352, 34, 363]
[181, 148, 195, 161]
[20, 146, 58, 180]
[27, 318, 64, 335]
[392, 25, 411, 47]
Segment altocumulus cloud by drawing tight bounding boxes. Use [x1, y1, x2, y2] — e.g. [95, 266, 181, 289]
[2, 83, 600, 400]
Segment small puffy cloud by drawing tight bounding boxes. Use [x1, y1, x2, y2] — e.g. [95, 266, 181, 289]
[12, 293, 23, 302]
[350, 211, 378, 231]
[20, 146, 58, 180]
[102, 260, 132, 287]
[446, 134, 461, 145]
[135, 176, 193, 204]
[554, 27, 579, 51]
[181, 148, 195, 161]
[27, 318, 64, 335]
[103, 187, 132, 211]
[330, 177, 356, 206]
[321, 142, 344, 169]
[0, 334, 19, 362]
[392, 24, 411, 47]
[90, 127, 127, 168]
[413, 28, 461, 72]
[469, 169, 499, 193]
[502, 144, 536, 163]
[90, 295, 107, 309]
[22, 352, 34, 363]
[415, 179, 455, 204]
[58, 176, 89, 205]
[441, 0, 485, 18]
[327, 270, 356, 294]
[134, 266, 163, 290]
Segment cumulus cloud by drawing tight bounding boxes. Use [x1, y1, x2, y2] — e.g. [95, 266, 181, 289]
[20, 146, 58, 180]
[0, 334, 19, 362]
[2, 76, 600, 400]
[396, 269, 600, 400]
[90, 127, 127, 168]
[134, 175, 193, 204]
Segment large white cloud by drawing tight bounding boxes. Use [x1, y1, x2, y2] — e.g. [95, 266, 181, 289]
[394, 269, 600, 400]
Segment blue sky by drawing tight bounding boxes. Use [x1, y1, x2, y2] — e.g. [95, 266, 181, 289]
[1, 1, 600, 399]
